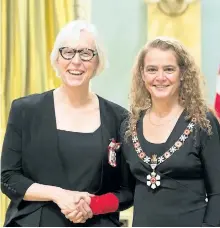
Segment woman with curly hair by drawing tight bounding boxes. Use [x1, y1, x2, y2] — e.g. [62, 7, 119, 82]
[119, 37, 220, 226]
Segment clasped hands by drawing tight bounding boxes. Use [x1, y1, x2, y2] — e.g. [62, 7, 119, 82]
[53, 188, 94, 224]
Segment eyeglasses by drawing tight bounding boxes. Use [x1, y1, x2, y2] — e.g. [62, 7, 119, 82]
[59, 47, 98, 61]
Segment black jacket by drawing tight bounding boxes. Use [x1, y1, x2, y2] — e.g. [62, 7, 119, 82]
[1, 90, 134, 226]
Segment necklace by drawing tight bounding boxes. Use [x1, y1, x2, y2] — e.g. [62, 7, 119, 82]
[148, 109, 183, 126]
[132, 117, 196, 189]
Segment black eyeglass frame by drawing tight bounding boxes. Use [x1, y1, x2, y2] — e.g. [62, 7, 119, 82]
[59, 47, 98, 61]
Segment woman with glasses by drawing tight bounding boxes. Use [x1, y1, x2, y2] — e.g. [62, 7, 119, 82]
[1, 20, 134, 227]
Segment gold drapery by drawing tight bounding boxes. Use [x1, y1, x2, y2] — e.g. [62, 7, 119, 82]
[147, 1, 201, 66]
[0, 0, 75, 224]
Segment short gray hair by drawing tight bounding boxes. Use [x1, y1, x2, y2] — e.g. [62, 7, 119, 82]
[50, 20, 108, 77]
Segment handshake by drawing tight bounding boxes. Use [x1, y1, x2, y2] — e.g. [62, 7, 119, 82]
[52, 188, 94, 224]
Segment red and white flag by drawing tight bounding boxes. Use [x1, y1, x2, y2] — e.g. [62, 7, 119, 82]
[214, 65, 220, 118]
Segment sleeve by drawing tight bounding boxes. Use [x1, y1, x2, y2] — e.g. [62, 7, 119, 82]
[90, 149, 135, 215]
[90, 117, 135, 215]
[1, 100, 34, 205]
[200, 112, 220, 226]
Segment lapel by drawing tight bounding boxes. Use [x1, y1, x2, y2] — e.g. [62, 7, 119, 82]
[33, 90, 70, 189]
[98, 96, 118, 162]
[97, 96, 120, 190]
[99, 96, 112, 152]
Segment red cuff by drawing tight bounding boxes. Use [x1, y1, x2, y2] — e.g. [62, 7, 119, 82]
[90, 193, 119, 215]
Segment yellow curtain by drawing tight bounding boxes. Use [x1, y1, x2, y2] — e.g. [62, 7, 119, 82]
[147, 1, 201, 66]
[0, 0, 75, 224]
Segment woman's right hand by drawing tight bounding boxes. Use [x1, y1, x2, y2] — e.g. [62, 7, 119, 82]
[64, 197, 94, 223]
[63, 190, 93, 223]
[52, 187, 93, 223]
[51, 187, 82, 211]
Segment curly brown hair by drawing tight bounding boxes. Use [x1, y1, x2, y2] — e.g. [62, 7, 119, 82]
[125, 37, 211, 140]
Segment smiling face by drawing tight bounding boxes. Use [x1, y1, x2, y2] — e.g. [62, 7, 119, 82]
[56, 30, 99, 88]
[142, 48, 181, 102]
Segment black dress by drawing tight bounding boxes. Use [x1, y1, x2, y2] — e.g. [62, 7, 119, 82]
[122, 111, 220, 227]
[40, 127, 120, 227]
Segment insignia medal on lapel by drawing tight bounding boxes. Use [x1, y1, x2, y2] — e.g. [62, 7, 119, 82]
[108, 138, 121, 167]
